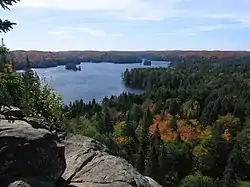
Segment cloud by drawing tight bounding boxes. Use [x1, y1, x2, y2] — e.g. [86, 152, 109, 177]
[15, 0, 250, 25]
[48, 27, 122, 37]
[158, 30, 197, 36]
[197, 24, 242, 31]
[157, 22, 244, 37]
[16, 0, 182, 20]
[17, 0, 144, 10]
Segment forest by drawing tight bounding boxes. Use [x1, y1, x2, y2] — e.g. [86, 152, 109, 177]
[12, 51, 143, 70]
[62, 56, 250, 187]
[2, 1, 250, 187]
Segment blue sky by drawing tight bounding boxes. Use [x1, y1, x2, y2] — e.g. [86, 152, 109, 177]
[1, 0, 250, 51]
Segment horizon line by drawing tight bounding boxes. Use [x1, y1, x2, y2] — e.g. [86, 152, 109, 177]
[10, 49, 250, 53]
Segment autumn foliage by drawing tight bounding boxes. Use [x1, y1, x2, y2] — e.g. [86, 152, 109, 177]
[149, 114, 212, 142]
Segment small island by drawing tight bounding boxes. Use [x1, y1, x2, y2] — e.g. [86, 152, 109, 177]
[143, 59, 152, 66]
[65, 63, 81, 71]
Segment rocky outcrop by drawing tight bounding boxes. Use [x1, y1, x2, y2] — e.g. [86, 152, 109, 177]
[0, 107, 162, 187]
[8, 179, 56, 187]
[0, 106, 24, 120]
[62, 135, 162, 187]
[0, 108, 66, 186]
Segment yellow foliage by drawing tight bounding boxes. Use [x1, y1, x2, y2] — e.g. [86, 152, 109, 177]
[193, 145, 209, 157]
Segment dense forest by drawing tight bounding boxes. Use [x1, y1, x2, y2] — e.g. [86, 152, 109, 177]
[62, 56, 250, 187]
[2, 1, 250, 187]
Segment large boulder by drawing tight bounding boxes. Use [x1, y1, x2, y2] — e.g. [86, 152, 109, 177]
[62, 135, 162, 187]
[8, 179, 56, 187]
[0, 119, 66, 186]
[0, 106, 24, 119]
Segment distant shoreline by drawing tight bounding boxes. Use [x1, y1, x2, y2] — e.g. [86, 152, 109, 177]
[15, 61, 148, 70]
[12, 50, 250, 70]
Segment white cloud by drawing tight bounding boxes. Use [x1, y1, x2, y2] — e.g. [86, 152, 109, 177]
[158, 30, 197, 36]
[17, 0, 144, 10]
[157, 22, 243, 37]
[197, 24, 241, 32]
[48, 27, 122, 37]
[15, 0, 250, 24]
[16, 0, 182, 20]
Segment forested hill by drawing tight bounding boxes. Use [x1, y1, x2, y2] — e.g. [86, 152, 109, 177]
[11, 50, 250, 69]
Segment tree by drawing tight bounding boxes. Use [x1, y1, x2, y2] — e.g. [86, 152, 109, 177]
[145, 124, 162, 181]
[195, 123, 231, 178]
[216, 114, 241, 137]
[0, 39, 23, 108]
[165, 98, 181, 116]
[0, 38, 8, 72]
[180, 173, 215, 187]
[0, 0, 20, 33]
[135, 145, 145, 173]
[103, 106, 112, 133]
[223, 142, 243, 187]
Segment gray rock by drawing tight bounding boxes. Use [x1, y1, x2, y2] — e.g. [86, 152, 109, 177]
[8, 180, 32, 187]
[0, 120, 66, 185]
[145, 177, 163, 187]
[22, 117, 51, 130]
[62, 135, 162, 187]
[8, 179, 55, 187]
[0, 106, 24, 119]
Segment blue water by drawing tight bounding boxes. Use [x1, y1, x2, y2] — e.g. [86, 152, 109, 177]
[34, 61, 170, 104]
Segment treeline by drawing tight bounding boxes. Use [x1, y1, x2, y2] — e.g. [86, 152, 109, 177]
[12, 52, 143, 70]
[14, 58, 82, 70]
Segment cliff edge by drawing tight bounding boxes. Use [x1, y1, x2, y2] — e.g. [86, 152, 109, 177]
[0, 107, 162, 187]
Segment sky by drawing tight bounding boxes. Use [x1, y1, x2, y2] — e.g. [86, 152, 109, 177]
[1, 0, 250, 51]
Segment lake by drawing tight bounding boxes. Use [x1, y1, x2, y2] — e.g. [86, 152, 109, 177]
[34, 61, 170, 104]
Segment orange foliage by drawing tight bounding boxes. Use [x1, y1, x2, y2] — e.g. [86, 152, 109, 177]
[116, 137, 126, 143]
[150, 116, 211, 142]
[223, 129, 232, 141]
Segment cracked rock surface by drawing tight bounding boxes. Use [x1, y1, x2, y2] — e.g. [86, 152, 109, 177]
[0, 107, 66, 186]
[62, 135, 162, 187]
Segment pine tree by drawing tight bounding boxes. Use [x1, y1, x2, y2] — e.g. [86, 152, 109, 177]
[0, 38, 8, 72]
[103, 106, 112, 133]
[140, 108, 153, 150]
[135, 145, 145, 173]
[0, 0, 20, 33]
[135, 110, 153, 175]
[21, 56, 33, 115]
[223, 142, 243, 187]
[145, 124, 162, 181]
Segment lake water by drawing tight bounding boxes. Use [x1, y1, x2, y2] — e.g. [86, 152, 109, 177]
[34, 61, 170, 104]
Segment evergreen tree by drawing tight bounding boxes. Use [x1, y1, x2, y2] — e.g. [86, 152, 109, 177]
[0, 38, 8, 72]
[0, 0, 20, 33]
[145, 124, 162, 181]
[135, 145, 145, 173]
[103, 106, 112, 133]
[223, 142, 243, 187]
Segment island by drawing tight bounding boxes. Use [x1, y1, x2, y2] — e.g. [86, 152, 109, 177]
[65, 63, 81, 71]
[143, 59, 152, 66]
